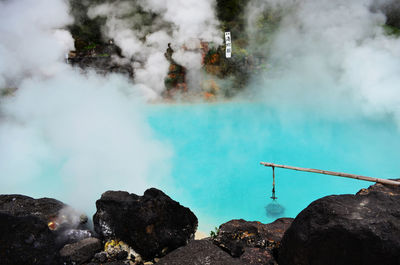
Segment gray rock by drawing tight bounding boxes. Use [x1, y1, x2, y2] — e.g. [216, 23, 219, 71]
[240, 247, 277, 265]
[157, 239, 245, 265]
[87, 262, 126, 265]
[93, 251, 108, 263]
[57, 228, 95, 245]
[60, 237, 102, 265]
[213, 218, 293, 258]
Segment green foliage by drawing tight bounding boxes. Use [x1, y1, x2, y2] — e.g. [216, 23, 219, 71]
[84, 43, 97, 50]
[210, 227, 220, 239]
[1, 87, 17, 97]
[68, 0, 105, 52]
[383, 25, 400, 37]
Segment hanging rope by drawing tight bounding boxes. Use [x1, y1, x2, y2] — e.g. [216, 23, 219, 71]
[271, 166, 277, 200]
[265, 165, 284, 217]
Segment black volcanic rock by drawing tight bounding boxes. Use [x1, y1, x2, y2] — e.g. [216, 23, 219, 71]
[69, 56, 134, 78]
[240, 247, 277, 265]
[93, 188, 198, 260]
[60, 237, 102, 265]
[0, 194, 94, 264]
[0, 194, 65, 223]
[278, 182, 400, 265]
[0, 194, 90, 246]
[0, 212, 61, 265]
[157, 239, 245, 265]
[213, 218, 293, 259]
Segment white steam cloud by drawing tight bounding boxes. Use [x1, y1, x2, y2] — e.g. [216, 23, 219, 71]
[0, 0, 74, 88]
[0, 0, 172, 211]
[246, 0, 400, 124]
[88, 0, 222, 95]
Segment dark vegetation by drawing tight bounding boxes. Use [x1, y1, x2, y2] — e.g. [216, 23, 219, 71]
[63, 0, 400, 99]
[68, 0, 105, 53]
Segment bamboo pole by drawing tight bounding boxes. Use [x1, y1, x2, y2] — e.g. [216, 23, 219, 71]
[260, 162, 400, 186]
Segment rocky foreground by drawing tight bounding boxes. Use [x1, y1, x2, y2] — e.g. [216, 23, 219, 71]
[1, 182, 400, 265]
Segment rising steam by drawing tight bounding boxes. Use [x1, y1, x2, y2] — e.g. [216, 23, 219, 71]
[246, 0, 400, 125]
[0, 0, 172, 211]
[1, 0, 400, 225]
[87, 0, 222, 96]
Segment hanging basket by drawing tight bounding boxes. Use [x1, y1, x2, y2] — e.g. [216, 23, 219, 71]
[265, 200, 285, 218]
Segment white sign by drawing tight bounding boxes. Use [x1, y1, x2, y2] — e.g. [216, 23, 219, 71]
[225, 32, 231, 58]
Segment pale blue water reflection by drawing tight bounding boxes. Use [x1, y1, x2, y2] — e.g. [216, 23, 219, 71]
[147, 102, 400, 232]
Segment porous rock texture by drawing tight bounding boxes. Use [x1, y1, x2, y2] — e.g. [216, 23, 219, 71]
[93, 188, 198, 260]
[60, 237, 102, 265]
[213, 218, 293, 265]
[0, 212, 61, 265]
[157, 239, 245, 265]
[0, 194, 65, 223]
[0, 194, 92, 264]
[278, 181, 400, 265]
[214, 218, 293, 257]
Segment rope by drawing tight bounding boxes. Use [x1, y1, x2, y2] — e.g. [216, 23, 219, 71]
[271, 166, 277, 200]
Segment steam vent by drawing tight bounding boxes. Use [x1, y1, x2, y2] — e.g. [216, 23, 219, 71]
[2, 0, 400, 264]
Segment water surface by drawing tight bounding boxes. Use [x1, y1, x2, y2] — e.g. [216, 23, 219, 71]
[147, 101, 400, 232]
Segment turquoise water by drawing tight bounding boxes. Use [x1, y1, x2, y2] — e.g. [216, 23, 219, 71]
[147, 101, 400, 232]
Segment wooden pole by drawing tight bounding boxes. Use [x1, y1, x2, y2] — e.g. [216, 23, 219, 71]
[260, 162, 400, 186]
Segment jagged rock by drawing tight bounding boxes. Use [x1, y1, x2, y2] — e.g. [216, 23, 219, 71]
[93, 251, 108, 263]
[0, 194, 90, 246]
[60, 237, 102, 265]
[157, 239, 245, 265]
[87, 261, 127, 265]
[213, 218, 293, 258]
[69, 56, 134, 78]
[240, 247, 277, 265]
[0, 194, 65, 223]
[57, 228, 95, 245]
[104, 239, 141, 262]
[93, 188, 198, 260]
[278, 182, 400, 265]
[0, 212, 61, 265]
[0, 194, 88, 229]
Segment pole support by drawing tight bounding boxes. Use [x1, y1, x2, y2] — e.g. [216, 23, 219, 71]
[260, 162, 400, 186]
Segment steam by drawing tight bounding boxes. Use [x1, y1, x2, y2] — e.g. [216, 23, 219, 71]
[246, 0, 400, 124]
[88, 0, 222, 95]
[0, 0, 172, 211]
[0, 0, 73, 88]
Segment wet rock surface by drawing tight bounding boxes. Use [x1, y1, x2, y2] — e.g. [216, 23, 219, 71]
[278, 182, 400, 265]
[157, 239, 245, 265]
[93, 188, 198, 260]
[213, 218, 293, 259]
[0, 212, 60, 265]
[60, 237, 102, 265]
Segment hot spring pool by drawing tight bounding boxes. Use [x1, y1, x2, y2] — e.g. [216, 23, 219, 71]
[146, 101, 400, 233]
